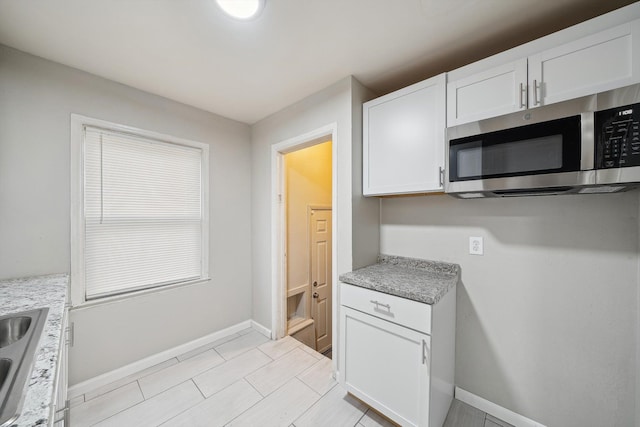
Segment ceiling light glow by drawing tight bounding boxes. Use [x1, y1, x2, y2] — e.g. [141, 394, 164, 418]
[216, 0, 265, 20]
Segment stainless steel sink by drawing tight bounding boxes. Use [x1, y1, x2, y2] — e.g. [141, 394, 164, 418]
[0, 359, 11, 390]
[0, 308, 48, 427]
[0, 317, 32, 348]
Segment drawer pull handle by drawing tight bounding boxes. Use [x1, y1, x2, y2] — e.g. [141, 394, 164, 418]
[370, 300, 391, 311]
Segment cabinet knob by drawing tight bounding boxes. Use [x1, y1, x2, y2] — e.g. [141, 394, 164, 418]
[313, 281, 318, 287]
[313, 292, 319, 298]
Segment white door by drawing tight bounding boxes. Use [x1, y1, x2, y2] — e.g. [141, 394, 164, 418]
[310, 207, 332, 353]
[340, 306, 430, 427]
[363, 73, 446, 196]
[528, 20, 640, 108]
[447, 58, 528, 126]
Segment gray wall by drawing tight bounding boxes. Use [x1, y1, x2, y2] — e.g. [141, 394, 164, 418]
[380, 193, 638, 427]
[250, 77, 380, 333]
[350, 81, 380, 271]
[0, 45, 253, 384]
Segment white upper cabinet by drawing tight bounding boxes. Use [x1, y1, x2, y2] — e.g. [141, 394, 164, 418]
[447, 19, 640, 126]
[363, 73, 446, 196]
[447, 59, 527, 127]
[529, 20, 640, 108]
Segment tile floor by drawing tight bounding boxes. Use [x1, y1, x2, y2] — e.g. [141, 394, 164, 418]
[443, 400, 514, 427]
[70, 329, 399, 427]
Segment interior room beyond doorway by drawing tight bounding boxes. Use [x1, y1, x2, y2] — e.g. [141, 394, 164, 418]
[284, 140, 333, 357]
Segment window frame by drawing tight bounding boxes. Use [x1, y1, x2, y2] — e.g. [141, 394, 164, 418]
[70, 114, 210, 307]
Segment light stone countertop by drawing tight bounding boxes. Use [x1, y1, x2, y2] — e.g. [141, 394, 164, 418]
[339, 255, 460, 305]
[0, 274, 69, 427]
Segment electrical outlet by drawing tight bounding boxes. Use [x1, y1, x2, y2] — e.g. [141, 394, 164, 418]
[469, 236, 483, 255]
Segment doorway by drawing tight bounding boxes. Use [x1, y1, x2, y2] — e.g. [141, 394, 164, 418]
[271, 123, 337, 360]
[283, 142, 332, 354]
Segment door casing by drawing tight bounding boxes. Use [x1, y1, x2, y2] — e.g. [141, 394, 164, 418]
[270, 123, 338, 367]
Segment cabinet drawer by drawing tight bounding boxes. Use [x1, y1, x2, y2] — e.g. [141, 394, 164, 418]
[340, 283, 431, 334]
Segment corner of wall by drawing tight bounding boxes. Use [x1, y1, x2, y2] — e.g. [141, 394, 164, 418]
[349, 77, 380, 270]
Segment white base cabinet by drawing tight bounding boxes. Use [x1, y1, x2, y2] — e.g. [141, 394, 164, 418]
[52, 307, 70, 426]
[341, 306, 430, 426]
[339, 283, 456, 427]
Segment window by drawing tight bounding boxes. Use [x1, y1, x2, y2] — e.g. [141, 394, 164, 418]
[71, 116, 209, 305]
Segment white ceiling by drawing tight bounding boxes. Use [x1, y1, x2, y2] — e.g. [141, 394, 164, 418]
[0, 0, 635, 124]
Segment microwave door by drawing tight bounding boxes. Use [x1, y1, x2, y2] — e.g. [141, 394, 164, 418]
[452, 134, 565, 181]
[446, 115, 591, 195]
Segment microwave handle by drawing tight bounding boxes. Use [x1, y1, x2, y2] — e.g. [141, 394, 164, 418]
[439, 166, 444, 187]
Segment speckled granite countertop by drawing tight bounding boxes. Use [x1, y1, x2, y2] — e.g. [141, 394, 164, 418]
[339, 255, 460, 305]
[0, 274, 68, 427]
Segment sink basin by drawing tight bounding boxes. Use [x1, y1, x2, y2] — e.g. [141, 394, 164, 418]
[0, 317, 32, 348]
[0, 359, 10, 390]
[0, 308, 48, 427]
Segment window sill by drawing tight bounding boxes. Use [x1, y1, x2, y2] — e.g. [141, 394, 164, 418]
[70, 277, 212, 311]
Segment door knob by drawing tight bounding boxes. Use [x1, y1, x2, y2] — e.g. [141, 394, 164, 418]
[313, 292, 319, 298]
[313, 281, 318, 287]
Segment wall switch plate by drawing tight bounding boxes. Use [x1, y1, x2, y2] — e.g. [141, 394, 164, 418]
[469, 236, 483, 255]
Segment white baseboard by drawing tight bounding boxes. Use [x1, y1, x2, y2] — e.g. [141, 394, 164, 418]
[455, 387, 547, 427]
[250, 320, 272, 338]
[69, 319, 253, 398]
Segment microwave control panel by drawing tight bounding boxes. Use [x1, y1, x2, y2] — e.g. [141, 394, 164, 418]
[596, 102, 640, 169]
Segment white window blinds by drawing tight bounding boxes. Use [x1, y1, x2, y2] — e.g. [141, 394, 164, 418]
[83, 126, 205, 299]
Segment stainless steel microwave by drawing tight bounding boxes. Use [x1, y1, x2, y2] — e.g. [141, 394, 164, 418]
[445, 83, 640, 198]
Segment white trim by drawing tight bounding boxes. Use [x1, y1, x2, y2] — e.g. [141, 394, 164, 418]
[250, 320, 272, 338]
[271, 144, 286, 340]
[70, 115, 85, 307]
[271, 123, 338, 345]
[68, 319, 251, 398]
[455, 387, 547, 427]
[69, 114, 210, 307]
[69, 278, 212, 311]
[329, 125, 338, 375]
[288, 318, 314, 335]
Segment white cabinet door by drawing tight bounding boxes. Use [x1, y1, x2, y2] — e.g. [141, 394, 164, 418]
[340, 306, 430, 427]
[447, 59, 528, 126]
[363, 73, 446, 196]
[529, 20, 640, 108]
